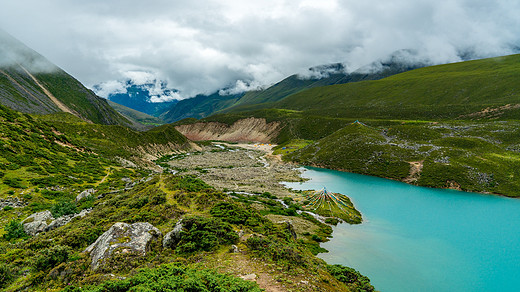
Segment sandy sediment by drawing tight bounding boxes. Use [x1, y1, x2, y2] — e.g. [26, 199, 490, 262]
[166, 143, 305, 197]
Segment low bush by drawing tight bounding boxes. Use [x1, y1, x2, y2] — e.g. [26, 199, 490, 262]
[175, 216, 238, 253]
[246, 235, 305, 267]
[3, 220, 27, 241]
[51, 200, 78, 217]
[33, 245, 70, 271]
[3, 177, 25, 188]
[72, 263, 262, 292]
[327, 264, 375, 292]
[0, 265, 13, 289]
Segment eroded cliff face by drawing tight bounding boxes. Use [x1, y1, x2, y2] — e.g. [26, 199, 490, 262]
[175, 117, 281, 143]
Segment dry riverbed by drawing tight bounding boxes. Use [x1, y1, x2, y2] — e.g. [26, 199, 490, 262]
[166, 142, 306, 198]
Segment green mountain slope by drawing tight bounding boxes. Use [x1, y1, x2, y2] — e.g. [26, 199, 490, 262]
[275, 54, 520, 120]
[0, 29, 133, 127]
[107, 100, 164, 129]
[229, 60, 424, 110]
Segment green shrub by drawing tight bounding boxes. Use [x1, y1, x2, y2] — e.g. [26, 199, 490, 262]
[210, 202, 269, 230]
[81, 263, 262, 292]
[325, 218, 340, 225]
[311, 234, 323, 242]
[168, 175, 214, 192]
[127, 196, 149, 209]
[3, 206, 13, 211]
[33, 245, 70, 271]
[3, 177, 25, 188]
[149, 191, 167, 205]
[3, 220, 27, 241]
[175, 216, 238, 253]
[246, 235, 305, 267]
[0, 265, 13, 289]
[51, 201, 78, 218]
[327, 264, 375, 292]
[210, 202, 250, 224]
[77, 195, 96, 210]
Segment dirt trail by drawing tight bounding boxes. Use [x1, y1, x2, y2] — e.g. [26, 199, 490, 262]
[403, 161, 424, 183]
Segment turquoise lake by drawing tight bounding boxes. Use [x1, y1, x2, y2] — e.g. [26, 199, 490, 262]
[284, 167, 520, 292]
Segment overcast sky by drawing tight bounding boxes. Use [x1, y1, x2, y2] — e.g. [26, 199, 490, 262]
[1, 0, 519, 100]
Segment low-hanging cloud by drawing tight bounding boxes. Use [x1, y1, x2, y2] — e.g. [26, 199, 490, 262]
[0, 29, 59, 73]
[0, 0, 519, 99]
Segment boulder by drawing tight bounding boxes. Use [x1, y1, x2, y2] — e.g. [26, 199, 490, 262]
[240, 274, 257, 281]
[229, 244, 240, 253]
[45, 208, 92, 232]
[84, 222, 162, 270]
[22, 210, 54, 236]
[163, 219, 183, 249]
[76, 188, 96, 202]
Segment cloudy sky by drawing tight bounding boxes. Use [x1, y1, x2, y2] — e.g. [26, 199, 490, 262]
[1, 0, 519, 100]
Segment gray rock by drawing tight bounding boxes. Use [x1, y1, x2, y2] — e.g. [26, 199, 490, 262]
[45, 208, 93, 232]
[230, 244, 239, 253]
[240, 274, 257, 281]
[124, 182, 136, 189]
[84, 222, 162, 270]
[163, 219, 183, 249]
[22, 210, 54, 236]
[0, 197, 27, 208]
[76, 188, 96, 202]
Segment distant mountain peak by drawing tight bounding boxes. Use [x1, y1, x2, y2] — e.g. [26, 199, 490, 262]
[94, 80, 179, 117]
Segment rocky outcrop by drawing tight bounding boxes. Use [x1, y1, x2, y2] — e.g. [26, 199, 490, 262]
[76, 188, 96, 202]
[175, 118, 282, 143]
[0, 197, 27, 208]
[84, 222, 162, 270]
[162, 219, 183, 249]
[22, 210, 54, 236]
[22, 209, 93, 236]
[45, 208, 92, 232]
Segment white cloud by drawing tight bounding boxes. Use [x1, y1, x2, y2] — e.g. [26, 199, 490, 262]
[94, 80, 127, 98]
[0, 0, 518, 99]
[149, 91, 184, 103]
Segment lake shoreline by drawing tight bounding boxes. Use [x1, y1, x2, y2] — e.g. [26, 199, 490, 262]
[298, 161, 515, 199]
[285, 166, 520, 292]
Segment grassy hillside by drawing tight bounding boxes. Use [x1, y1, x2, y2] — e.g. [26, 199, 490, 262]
[285, 120, 520, 196]
[0, 103, 373, 291]
[37, 113, 190, 160]
[0, 104, 113, 192]
[276, 54, 520, 120]
[33, 71, 133, 126]
[0, 173, 371, 291]
[229, 60, 423, 110]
